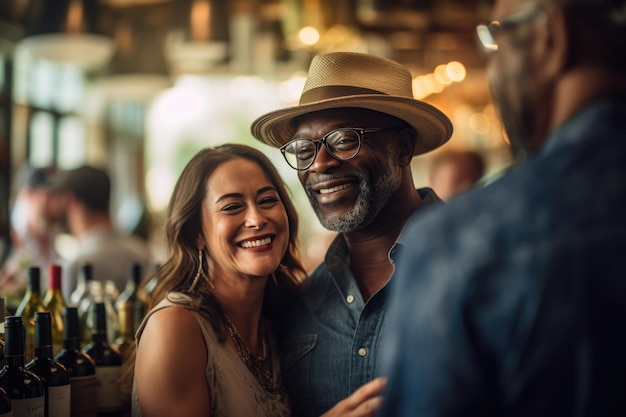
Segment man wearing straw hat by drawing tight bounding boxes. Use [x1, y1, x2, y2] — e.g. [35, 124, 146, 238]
[251, 52, 452, 416]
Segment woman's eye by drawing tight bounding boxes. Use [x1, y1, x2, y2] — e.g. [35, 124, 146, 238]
[222, 203, 243, 212]
[259, 197, 279, 206]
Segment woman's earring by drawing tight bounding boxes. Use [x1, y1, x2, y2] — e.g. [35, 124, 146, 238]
[188, 249, 205, 292]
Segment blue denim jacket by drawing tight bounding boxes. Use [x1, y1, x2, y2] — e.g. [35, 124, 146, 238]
[380, 98, 626, 417]
[278, 188, 441, 417]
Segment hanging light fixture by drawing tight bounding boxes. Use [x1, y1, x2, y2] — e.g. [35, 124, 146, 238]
[16, 0, 115, 71]
[164, 0, 228, 77]
[91, 0, 172, 101]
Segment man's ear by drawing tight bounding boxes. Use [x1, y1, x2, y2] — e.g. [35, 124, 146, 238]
[397, 129, 416, 167]
[537, 5, 569, 81]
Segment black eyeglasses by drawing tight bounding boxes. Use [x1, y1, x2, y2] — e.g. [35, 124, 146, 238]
[280, 127, 403, 171]
[476, 7, 545, 54]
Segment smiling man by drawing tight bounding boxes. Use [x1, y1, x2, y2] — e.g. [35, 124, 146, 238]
[251, 52, 453, 417]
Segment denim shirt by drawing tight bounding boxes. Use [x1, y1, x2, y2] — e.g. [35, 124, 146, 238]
[380, 98, 626, 417]
[278, 188, 441, 417]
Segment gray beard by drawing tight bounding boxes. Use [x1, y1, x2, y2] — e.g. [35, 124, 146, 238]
[307, 153, 402, 233]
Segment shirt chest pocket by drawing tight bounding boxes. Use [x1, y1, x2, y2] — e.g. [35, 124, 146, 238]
[280, 334, 318, 370]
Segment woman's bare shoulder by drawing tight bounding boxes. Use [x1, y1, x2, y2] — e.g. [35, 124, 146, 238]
[135, 304, 210, 417]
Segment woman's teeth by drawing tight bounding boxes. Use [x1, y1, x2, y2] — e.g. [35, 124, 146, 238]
[240, 237, 272, 248]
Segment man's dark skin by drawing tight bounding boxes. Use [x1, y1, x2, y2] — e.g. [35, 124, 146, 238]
[292, 107, 425, 300]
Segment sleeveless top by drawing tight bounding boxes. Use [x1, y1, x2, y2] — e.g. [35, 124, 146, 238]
[131, 292, 291, 417]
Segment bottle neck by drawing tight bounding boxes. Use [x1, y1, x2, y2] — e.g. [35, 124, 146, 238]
[34, 345, 54, 360]
[25, 289, 42, 300]
[125, 281, 138, 294]
[63, 337, 82, 351]
[4, 353, 25, 368]
[91, 330, 108, 345]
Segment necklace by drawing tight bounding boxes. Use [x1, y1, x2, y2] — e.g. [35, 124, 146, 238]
[222, 313, 282, 394]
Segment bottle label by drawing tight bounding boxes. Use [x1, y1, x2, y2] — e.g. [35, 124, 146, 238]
[69, 374, 98, 417]
[95, 366, 123, 411]
[47, 384, 71, 417]
[9, 397, 44, 417]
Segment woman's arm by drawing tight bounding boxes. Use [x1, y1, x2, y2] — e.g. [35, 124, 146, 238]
[135, 305, 210, 417]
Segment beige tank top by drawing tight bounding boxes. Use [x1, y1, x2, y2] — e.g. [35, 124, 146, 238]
[131, 292, 291, 417]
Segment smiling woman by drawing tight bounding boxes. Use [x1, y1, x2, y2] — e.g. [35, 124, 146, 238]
[130, 144, 307, 417]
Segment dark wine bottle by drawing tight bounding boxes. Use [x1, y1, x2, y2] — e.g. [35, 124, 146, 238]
[26, 312, 71, 417]
[0, 316, 45, 417]
[82, 303, 123, 417]
[54, 307, 98, 417]
[0, 387, 12, 416]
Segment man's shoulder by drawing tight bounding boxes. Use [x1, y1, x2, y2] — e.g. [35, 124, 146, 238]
[404, 172, 533, 254]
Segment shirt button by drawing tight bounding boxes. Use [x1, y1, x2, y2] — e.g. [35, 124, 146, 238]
[346, 294, 355, 304]
[357, 348, 367, 357]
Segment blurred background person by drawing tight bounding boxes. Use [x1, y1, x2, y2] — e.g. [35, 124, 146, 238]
[427, 148, 486, 201]
[0, 164, 63, 309]
[48, 165, 152, 302]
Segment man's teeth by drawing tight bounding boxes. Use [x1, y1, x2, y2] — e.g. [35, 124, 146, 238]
[319, 183, 351, 194]
[240, 237, 272, 248]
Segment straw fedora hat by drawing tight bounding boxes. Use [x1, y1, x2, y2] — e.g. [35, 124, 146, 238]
[251, 52, 453, 156]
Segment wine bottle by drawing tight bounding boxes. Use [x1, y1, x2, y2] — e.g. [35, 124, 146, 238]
[0, 387, 13, 417]
[78, 281, 118, 347]
[82, 303, 123, 417]
[15, 267, 47, 362]
[42, 265, 67, 356]
[26, 312, 71, 417]
[114, 297, 136, 417]
[70, 264, 93, 308]
[0, 316, 45, 417]
[115, 264, 146, 337]
[54, 307, 97, 417]
[115, 304, 133, 417]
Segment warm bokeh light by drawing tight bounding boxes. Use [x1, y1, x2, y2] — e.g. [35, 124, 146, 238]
[434, 64, 452, 85]
[298, 26, 320, 46]
[426, 74, 444, 94]
[446, 61, 466, 82]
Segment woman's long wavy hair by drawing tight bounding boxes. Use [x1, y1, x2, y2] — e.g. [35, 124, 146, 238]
[121, 144, 307, 396]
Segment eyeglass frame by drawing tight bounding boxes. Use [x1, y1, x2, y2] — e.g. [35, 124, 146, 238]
[279, 127, 405, 171]
[476, 6, 546, 54]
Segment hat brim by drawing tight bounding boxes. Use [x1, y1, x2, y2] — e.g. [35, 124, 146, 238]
[251, 94, 453, 156]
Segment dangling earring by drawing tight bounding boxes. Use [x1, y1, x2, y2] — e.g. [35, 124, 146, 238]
[189, 249, 205, 292]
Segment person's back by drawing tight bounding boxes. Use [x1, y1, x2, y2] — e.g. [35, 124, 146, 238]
[380, 0, 626, 415]
[63, 229, 151, 298]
